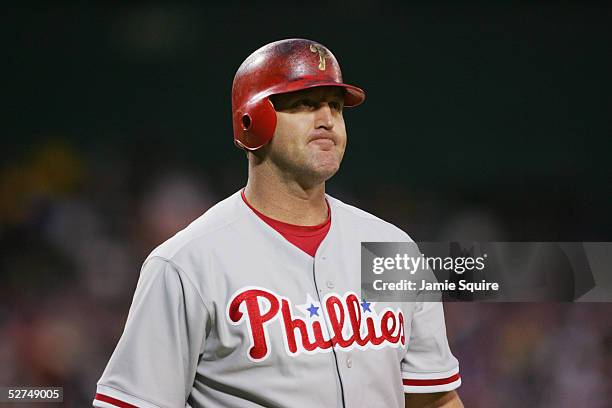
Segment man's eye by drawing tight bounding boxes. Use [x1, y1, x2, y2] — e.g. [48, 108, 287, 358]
[330, 101, 343, 111]
[294, 99, 316, 108]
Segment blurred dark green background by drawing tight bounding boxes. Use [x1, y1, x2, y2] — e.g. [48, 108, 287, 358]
[5, 2, 610, 240]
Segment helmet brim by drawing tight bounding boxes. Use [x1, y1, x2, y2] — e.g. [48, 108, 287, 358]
[266, 80, 366, 108]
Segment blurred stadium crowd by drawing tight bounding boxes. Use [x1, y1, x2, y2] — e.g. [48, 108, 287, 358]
[0, 140, 610, 407]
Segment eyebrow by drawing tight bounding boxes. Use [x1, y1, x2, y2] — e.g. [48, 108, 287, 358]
[270, 89, 344, 109]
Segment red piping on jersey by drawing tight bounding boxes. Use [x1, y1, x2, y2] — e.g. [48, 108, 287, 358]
[402, 373, 461, 387]
[94, 393, 138, 408]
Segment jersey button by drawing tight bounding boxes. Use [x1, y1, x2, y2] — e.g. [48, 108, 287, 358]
[326, 280, 335, 289]
[346, 357, 352, 368]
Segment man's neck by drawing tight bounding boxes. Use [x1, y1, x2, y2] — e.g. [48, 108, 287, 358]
[244, 171, 329, 226]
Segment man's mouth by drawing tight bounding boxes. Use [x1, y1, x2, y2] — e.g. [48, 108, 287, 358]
[309, 137, 335, 150]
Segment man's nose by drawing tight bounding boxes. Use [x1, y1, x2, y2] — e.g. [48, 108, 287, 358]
[314, 103, 335, 130]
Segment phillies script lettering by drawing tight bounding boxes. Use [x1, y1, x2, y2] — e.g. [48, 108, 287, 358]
[227, 288, 405, 362]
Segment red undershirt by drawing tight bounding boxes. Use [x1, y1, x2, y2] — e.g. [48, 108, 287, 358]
[241, 190, 331, 257]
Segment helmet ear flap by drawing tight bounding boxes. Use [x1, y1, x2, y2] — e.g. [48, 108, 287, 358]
[233, 97, 277, 150]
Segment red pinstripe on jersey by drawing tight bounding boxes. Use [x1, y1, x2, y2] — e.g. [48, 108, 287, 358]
[94, 393, 138, 408]
[403, 373, 461, 387]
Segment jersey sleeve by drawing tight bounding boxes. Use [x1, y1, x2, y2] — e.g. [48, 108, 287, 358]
[93, 257, 210, 408]
[401, 301, 461, 394]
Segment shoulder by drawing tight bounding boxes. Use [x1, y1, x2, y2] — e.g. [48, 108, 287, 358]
[326, 194, 413, 242]
[146, 191, 246, 263]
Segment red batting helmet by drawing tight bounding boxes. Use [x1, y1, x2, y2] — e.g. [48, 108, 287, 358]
[231, 38, 366, 151]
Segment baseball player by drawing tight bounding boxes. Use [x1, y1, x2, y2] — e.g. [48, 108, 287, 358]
[93, 39, 462, 408]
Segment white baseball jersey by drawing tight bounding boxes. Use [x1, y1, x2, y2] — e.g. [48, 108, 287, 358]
[94, 190, 460, 408]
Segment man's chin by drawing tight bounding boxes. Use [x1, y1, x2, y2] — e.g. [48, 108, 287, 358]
[314, 161, 342, 182]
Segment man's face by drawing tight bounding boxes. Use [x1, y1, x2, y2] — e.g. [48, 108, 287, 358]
[259, 86, 347, 186]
